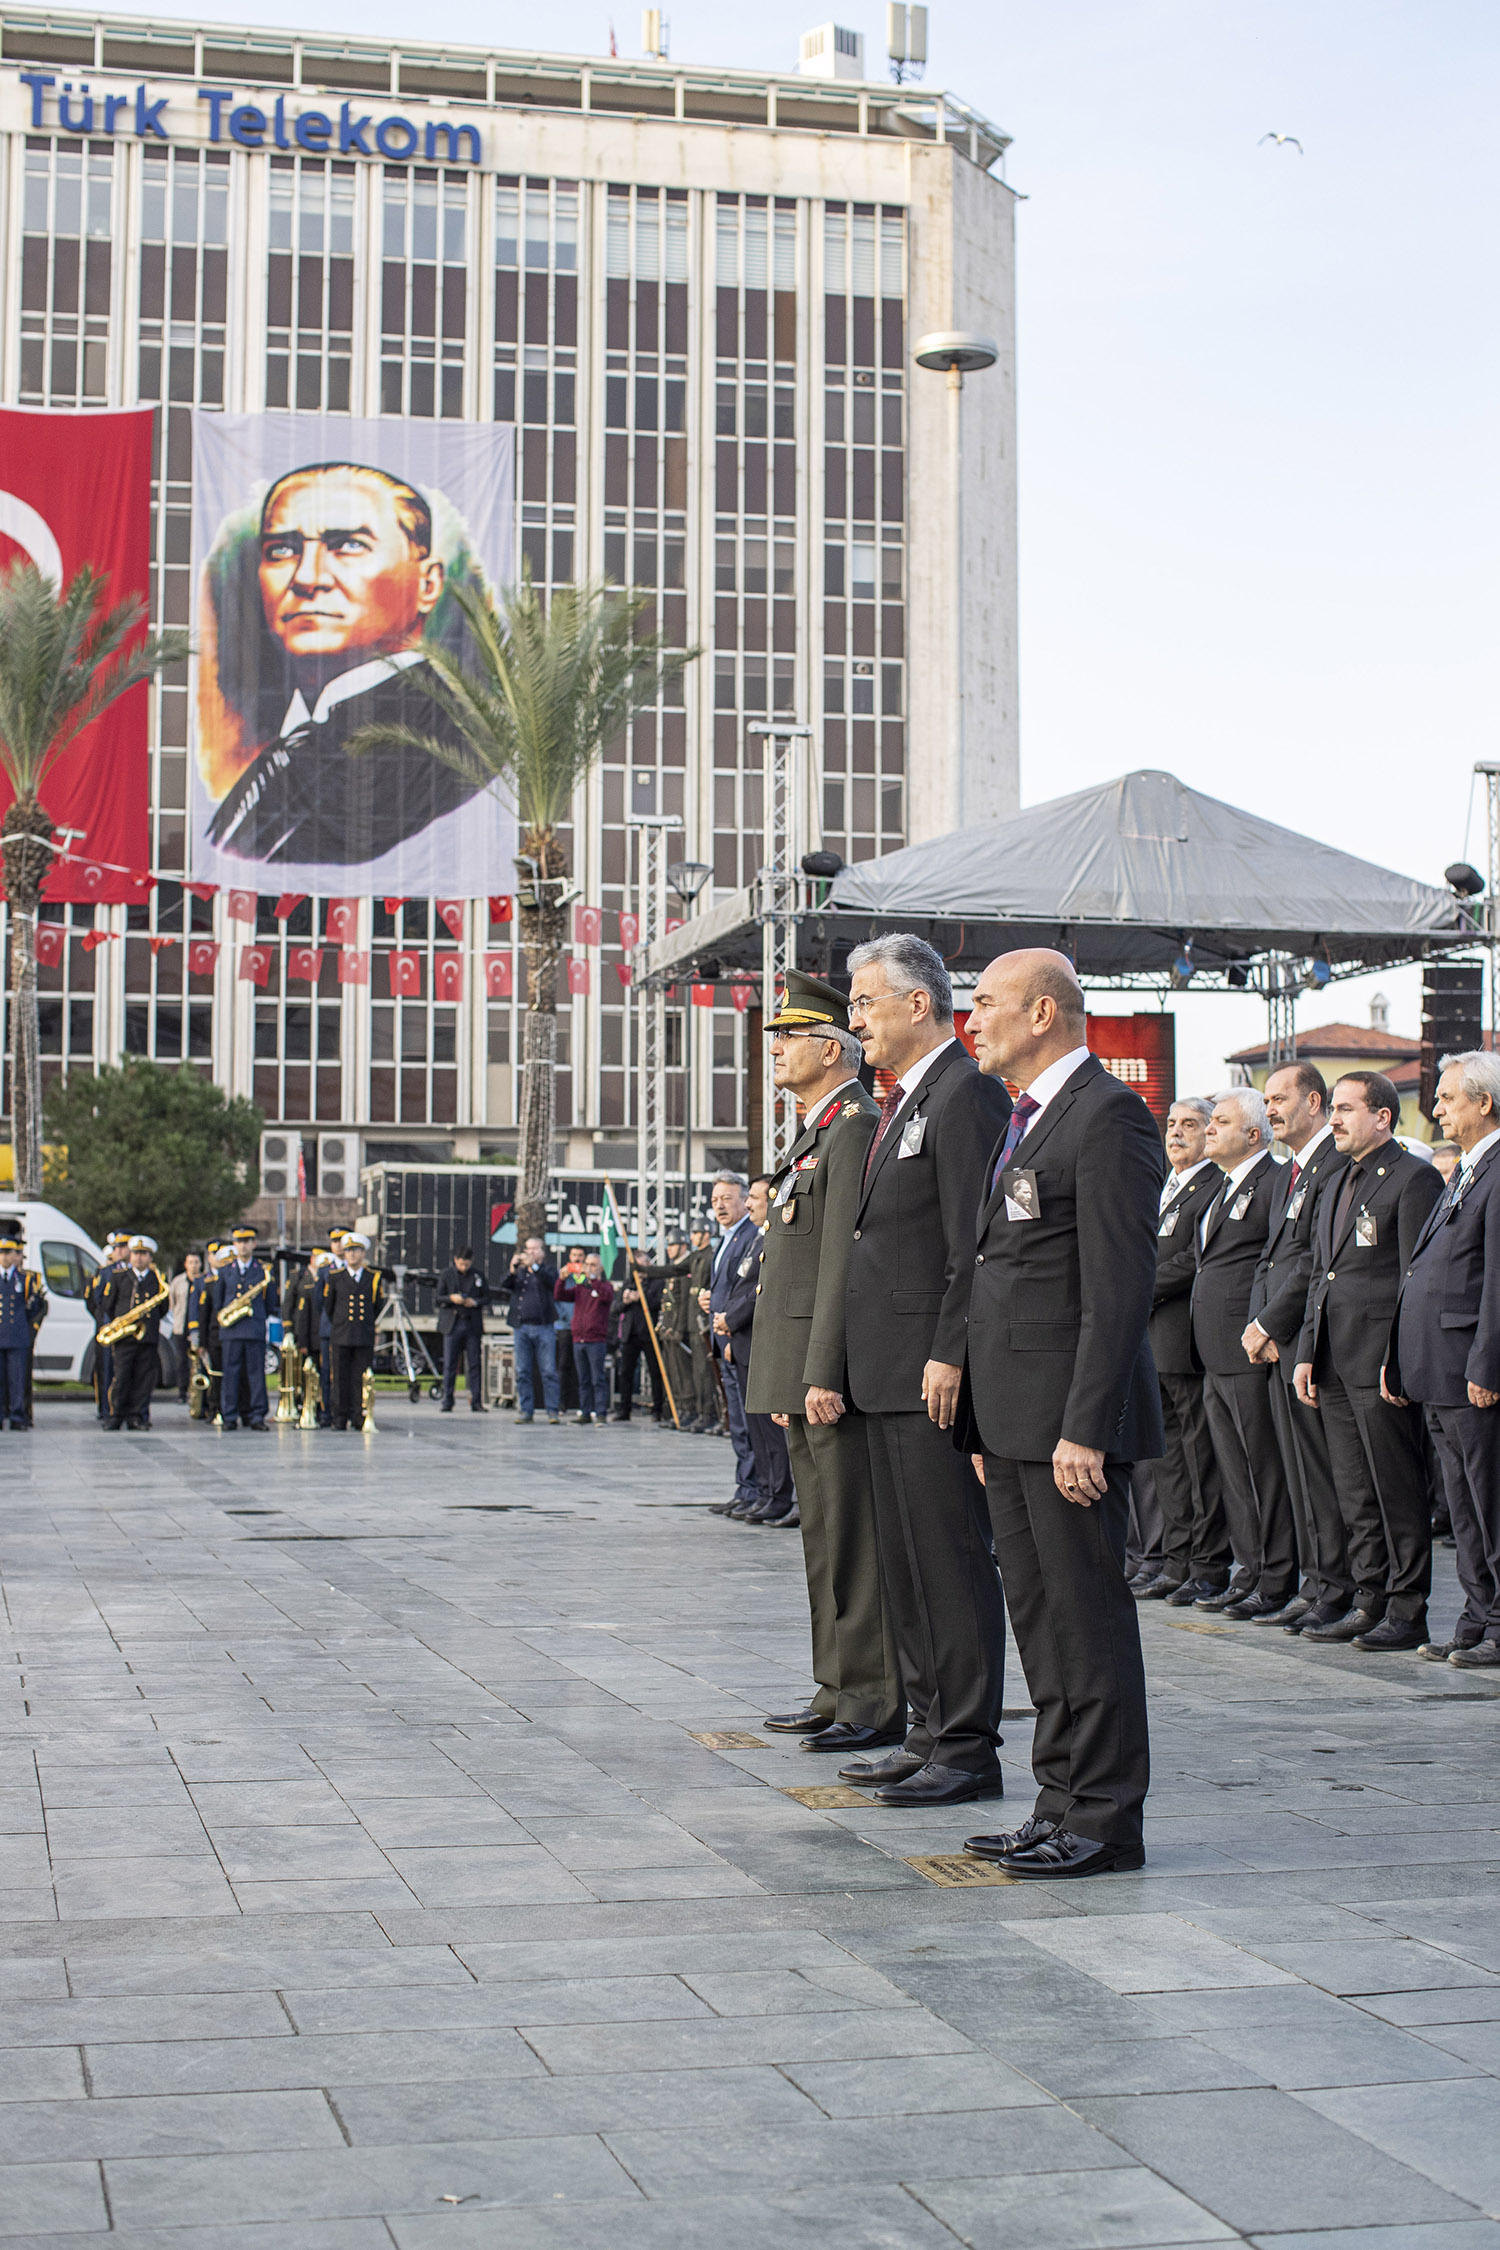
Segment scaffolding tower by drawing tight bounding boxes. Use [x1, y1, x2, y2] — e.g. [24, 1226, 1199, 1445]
[632, 815, 673, 1264]
[749, 721, 813, 1171]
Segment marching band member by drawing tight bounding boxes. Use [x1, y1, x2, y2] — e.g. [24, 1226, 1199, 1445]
[213, 1226, 280, 1433]
[0, 1232, 46, 1432]
[98, 1237, 168, 1432]
[322, 1234, 383, 1431]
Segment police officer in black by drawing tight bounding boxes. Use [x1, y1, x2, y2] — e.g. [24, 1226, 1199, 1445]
[437, 1246, 491, 1411]
[322, 1233, 384, 1429]
[99, 1236, 168, 1431]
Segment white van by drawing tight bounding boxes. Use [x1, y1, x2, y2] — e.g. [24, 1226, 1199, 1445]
[0, 1200, 104, 1383]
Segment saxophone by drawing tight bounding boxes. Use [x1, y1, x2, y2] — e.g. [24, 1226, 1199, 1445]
[218, 1275, 270, 1328]
[98, 1282, 170, 1348]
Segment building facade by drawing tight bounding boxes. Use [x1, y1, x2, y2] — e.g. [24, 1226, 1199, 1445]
[0, 9, 1016, 1178]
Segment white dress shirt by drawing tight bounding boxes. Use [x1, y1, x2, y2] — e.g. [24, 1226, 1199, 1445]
[1200, 1151, 1265, 1244]
[1160, 1156, 1214, 1213]
[1285, 1122, 1332, 1175]
[1015, 1044, 1093, 1135]
[889, 1036, 956, 1114]
[1460, 1126, 1500, 1180]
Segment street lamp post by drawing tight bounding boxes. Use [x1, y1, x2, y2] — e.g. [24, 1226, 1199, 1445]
[913, 330, 998, 828]
[667, 858, 713, 1224]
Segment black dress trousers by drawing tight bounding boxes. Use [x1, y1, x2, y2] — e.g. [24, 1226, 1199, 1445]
[983, 1453, 1150, 1852]
[865, 1410, 1005, 1774]
[1266, 1368, 1351, 1608]
[1316, 1369, 1432, 1621]
[1425, 1402, 1500, 1641]
[1201, 1366, 1298, 1601]
[331, 1344, 373, 1428]
[108, 1339, 157, 1425]
[1155, 1371, 1231, 1583]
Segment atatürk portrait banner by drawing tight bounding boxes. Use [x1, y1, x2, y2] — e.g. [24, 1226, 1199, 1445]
[189, 412, 516, 897]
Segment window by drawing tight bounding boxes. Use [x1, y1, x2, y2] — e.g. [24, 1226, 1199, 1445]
[19, 137, 116, 406]
[41, 1242, 96, 1298]
[267, 157, 356, 412]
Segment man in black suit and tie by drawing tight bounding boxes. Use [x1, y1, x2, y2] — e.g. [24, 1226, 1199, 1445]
[701, 1172, 763, 1515]
[957, 949, 1163, 1880]
[1295, 1070, 1444, 1649]
[1241, 1062, 1352, 1630]
[1386, 1050, 1500, 1668]
[1191, 1090, 1298, 1618]
[1139, 1097, 1229, 1605]
[837, 933, 1012, 1808]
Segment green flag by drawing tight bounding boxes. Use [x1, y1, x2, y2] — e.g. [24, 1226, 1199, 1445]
[599, 1188, 623, 1278]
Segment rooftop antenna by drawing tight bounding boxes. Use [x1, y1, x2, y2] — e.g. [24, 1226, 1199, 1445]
[887, 3, 927, 84]
[642, 8, 669, 58]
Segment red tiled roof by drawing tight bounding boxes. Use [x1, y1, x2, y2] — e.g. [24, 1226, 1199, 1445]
[1227, 1022, 1422, 1065]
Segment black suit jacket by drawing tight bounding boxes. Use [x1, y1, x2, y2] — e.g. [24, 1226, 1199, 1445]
[1387, 1146, 1500, 1407]
[960, 1055, 1165, 1462]
[1149, 1163, 1224, 1377]
[437, 1265, 491, 1336]
[1247, 1132, 1350, 1386]
[1298, 1144, 1444, 1388]
[1190, 1152, 1280, 1376]
[321, 1264, 384, 1347]
[844, 1039, 1012, 1415]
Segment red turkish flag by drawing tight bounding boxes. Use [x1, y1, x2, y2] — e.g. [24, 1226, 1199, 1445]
[33, 924, 65, 967]
[127, 870, 156, 897]
[615, 962, 633, 988]
[567, 956, 591, 994]
[387, 951, 421, 998]
[0, 409, 151, 906]
[238, 944, 271, 986]
[619, 912, 639, 950]
[184, 882, 217, 902]
[573, 904, 603, 946]
[325, 898, 359, 943]
[730, 982, 754, 1014]
[435, 954, 464, 1003]
[227, 890, 256, 925]
[691, 982, 716, 1008]
[489, 894, 514, 923]
[148, 934, 177, 956]
[383, 896, 407, 917]
[484, 953, 514, 998]
[666, 916, 683, 935]
[338, 947, 369, 986]
[80, 930, 116, 954]
[287, 946, 324, 982]
[273, 893, 306, 921]
[436, 898, 465, 939]
[187, 939, 220, 976]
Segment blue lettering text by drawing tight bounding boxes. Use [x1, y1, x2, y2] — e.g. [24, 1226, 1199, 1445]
[425, 120, 479, 162]
[229, 103, 265, 146]
[135, 84, 169, 138]
[273, 94, 290, 149]
[103, 91, 129, 131]
[295, 108, 332, 151]
[59, 82, 94, 132]
[375, 114, 419, 158]
[339, 101, 372, 155]
[198, 87, 234, 139]
[19, 73, 54, 127]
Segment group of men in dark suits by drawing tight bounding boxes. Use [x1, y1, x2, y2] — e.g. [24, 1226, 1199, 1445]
[1138, 1054, 1500, 1669]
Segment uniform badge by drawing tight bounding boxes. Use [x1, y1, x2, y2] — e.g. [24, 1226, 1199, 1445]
[1286, 1185, 1307, 1223]
[897, 1113, 927, 1158]
[1229, 1190, 1253, 1221]
[1354, 1210, 1378, 1248]
[1003, 1167, 1040, 1222]
[1158, 1208, 1179, 1237]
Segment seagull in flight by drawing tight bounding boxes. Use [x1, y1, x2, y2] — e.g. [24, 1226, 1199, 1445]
[1259, 131, 1303, 152]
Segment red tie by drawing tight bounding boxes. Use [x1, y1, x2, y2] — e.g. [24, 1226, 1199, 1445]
[1287, 1158, 1301, 1189]
[863, 1086, 907, 1186]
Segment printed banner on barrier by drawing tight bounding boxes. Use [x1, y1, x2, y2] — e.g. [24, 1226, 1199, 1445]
[0, 406, 153, 904]
[189, 411, 516, 897]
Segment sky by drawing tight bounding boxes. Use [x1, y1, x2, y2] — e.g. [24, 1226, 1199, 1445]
[137, 0, 1498, 1092]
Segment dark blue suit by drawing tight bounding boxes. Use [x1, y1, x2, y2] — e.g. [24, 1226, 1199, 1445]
[0, 1267, 44, 1427]
[711, 1214, 761, 1506]
[1389, 1142, 1500, 1643]
[213, 1259, 280, 1429]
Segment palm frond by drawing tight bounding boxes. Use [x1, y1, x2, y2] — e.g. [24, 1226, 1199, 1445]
[0, 560, 190, 804]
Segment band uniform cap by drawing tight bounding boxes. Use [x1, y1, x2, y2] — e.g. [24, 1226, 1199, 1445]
[231, 1226, 257, 1242]
[0, 1237, 21, 1253]
[211, 1245, 234, 1264]
[128, 1234, 157, 1253]
[765, 970, 851, 1034]
[343, 1232, 369, 1250]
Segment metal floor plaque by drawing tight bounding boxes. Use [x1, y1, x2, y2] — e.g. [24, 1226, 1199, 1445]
[689, 1731, 769, 1749]
[906, 1853, 1020, 1886]
[781, 1785, 872, 1809]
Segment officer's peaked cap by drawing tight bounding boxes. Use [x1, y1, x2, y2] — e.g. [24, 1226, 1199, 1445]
[766, 969, 852, 1034]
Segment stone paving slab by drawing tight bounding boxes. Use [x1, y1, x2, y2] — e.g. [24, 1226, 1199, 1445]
[2, 1400, 1500, 2242]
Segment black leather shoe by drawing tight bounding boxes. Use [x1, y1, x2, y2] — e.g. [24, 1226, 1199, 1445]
[727, 1497, 762, 1521]
[1196, 1579, 1255, 1612]
[439, 1401, 454, 1413]
[1419, 1636, 1475, 1661]
[763, 1709, 832, 1735]
[1301, 1607, 1382, 1643]
[839, 1749, 925, 1786]
[802, 1722, 905, 1755]
[964, 1813, 1058, 1860]
[1132, 1572, 1186, 1601]
[875, 1760, 1005, 1807]
[1167, 1576, 1225, 1607]
[1353, 1616, 1427, 1652]
[248, 1421, 269, 1432]
[772, 1506, 801, 1528]
[997, 1828, 1145, 1879]
[1449, 1638, 1500, 1667]
[1223, 1591, 1289, 1621]
[1253, 1595, 1312, 1627]
[1291, 1598, 1349, 1634]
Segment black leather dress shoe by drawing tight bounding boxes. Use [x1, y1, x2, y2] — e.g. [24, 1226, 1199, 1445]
[1196, 1580, 1255, 1612]
[964, 1813, 1057, 1860]
[801, 1721, 905, 1755]
[763, 1709, 832, 1735]
[839, 1749, 925, 1786]
[1418, 1636, 1474, 1662]
[771, 1506, 801, 1528]
[1449, 1638, 1500, 1667]
[1353, 1615, 1427, 1652]
[1223, 1591, 1289, 1621]
[1300, 1607, 1381, 1643]
[998, 1828, 1145, 1879]
[1291, 1598, 1349, 1634]
[1132, 1572, 1186, 1602]
[1253, 1595, 1312, 1627]
[1166, 1577, 1225, 1607]
[875, 1760, 1005, 1807]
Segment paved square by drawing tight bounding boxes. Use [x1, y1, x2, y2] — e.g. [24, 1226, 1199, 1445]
[3, 1400, 1500, 2246]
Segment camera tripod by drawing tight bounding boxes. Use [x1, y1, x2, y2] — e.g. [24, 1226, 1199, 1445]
[374, 1265, 443, 1402]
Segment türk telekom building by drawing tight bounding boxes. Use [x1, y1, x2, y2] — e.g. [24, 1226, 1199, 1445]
[0, 7, 1015, 1184]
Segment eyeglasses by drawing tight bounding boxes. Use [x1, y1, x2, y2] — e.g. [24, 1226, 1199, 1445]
[845, 993, 891, 1023]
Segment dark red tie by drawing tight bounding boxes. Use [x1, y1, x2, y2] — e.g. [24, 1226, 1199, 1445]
[863, 1086, 907, 1186]
[991, 1094, 1040, 1193]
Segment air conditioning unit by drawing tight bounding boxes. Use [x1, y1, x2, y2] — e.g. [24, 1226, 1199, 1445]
[259, 1130, 302, 1200]
[798, 21, 864, 77]
[318, 1132, 362, 1200]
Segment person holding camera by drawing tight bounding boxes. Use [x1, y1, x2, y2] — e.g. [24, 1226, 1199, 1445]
[437, 1246, 491, 1413]
[499, 1235, 561, 1424]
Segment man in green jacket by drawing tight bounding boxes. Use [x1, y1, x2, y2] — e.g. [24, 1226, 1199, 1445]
[745, 970, 904, 1758]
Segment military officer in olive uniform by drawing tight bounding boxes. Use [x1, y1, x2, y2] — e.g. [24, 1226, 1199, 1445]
[686, 1220, 719, 1430]
[321, 1234, 384, 1429]
[745, 971, 904, 1755]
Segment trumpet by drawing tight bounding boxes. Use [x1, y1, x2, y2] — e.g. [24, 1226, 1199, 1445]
[275, 1336, 302, 1422]
[218, 1275, 270, 1328]
[97, 1283, 170, 1348]
[298, 1356, 323, 1430]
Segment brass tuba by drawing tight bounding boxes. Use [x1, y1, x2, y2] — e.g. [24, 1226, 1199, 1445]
[275, 1335, 302, 1421]
[298, 1355, 322, 1430]
[360, 1365, 377, 1433]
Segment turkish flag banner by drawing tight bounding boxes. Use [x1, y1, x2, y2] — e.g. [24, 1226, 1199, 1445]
[238, 944, 271, 987]
[435, 954, 464, 1003]
[0, 408, 152, 906]
[730, 983, 754, 1014]
[618, 912, 639, 950]
[80, 930, 116, 954]
[287, 946, 323, 982]
[666, 916, 683, 935]
[148, 935, 177, 956]
[33, 924, 65, 967]
[436, 898, 465, 939]
[616, 963, 633, 987]
[127, 871, 156, 897]
[484, 952, 514, 999]
[187, 939, 220, 976]
[337, 947, 369, 986]
[691, 982, 716, 1009]
[387, 951, 422, 998]
[383, 897, 408, 917]
[227, 890, 256, 924]
[567, 957, 591, 995]
[489, 894, 514, 923]
[325, 898, 359, 943]
[273, 893, 307, 920]
[573, 904, 603, 946]
[184, 882, 217, 902]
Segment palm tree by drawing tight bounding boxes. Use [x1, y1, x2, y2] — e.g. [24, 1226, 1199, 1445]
[349, 575, 699, 1242]
[0, 562, 189, 1200]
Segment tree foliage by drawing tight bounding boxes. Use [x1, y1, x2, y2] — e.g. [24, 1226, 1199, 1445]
[43, 1061, 261, 1266]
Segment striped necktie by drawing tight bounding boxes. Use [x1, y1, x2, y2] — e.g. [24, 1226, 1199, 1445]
[991, 1094, 1040, 1194]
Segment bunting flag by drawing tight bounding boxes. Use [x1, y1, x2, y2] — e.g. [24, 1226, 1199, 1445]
[435, 954, 464, 1003]
[238, 944, 271, 986]
[337, 947, 369, 986]
[387, 951, 421, 998]
[573, 904, 603, 946]
[325, 898, 359, 944]
[80, 930, 117, 954]
[730, 982, 755, 1014]
[567, 957, 591, 995]
[148, 935, 177, 956]
[618, 911, 639, 949]
[665, 916, 683, 935]
[184, 882, 218, 901]
[691, 982, 716, 1008]
[436, 898, 465, 939]
[484, 953, 514, 998]
[287, 946, 324, 982]
[273, 893, 307, 920]
[384, 897, 408, 917]
[227, 889, 256, 924]
[616, 963, 633, 987]
[187, 939, 221, 975]
[489, 894, 514, 923]
[33, 925, 66, 968]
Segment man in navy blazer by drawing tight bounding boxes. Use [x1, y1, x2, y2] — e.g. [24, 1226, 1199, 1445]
[1386, 1050, 1500, 1668]
[957, 949, 1164, 1880]
[702, 1172, 764, 1515]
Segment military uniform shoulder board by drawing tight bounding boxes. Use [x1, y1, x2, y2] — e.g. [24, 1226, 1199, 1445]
[841, 1099, 863, 1115]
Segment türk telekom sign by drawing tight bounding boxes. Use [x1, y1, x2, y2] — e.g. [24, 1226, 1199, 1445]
[11, 68, 482, 163]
